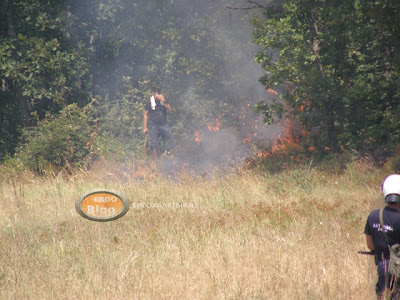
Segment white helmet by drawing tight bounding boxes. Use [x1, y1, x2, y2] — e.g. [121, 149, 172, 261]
[382, 174, 400, 203]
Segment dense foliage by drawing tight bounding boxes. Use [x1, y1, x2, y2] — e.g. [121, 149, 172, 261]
[253, 0, 400, 154]
[1, 0, 399, 171]
[0, 1, 91, 159]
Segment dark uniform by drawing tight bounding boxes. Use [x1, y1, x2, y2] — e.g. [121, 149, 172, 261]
[365, 206, 400, 297]
[144, 97, 175, 153]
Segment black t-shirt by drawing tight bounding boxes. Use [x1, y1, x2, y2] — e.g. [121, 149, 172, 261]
[364, 206, 400, 260]
[145, 97, 167, 126]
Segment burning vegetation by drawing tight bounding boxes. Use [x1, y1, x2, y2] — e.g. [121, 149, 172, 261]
[186, 87, 309, 173]
[134, 87, 312, 179]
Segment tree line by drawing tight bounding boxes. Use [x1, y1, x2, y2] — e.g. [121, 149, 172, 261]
[1, 0, 399, 172]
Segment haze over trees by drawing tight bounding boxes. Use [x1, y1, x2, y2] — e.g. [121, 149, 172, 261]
[1, 0, 399, 171]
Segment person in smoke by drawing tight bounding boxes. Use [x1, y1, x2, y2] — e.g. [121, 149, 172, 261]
[364, 174, 400, 300]
[143, 86, 175, 159]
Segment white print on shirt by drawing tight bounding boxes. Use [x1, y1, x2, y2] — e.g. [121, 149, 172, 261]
[373, 223, 394, 232]
[150, 96, 156, 110]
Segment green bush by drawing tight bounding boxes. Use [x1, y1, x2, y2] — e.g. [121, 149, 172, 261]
[95, 98, 145, 160]
[18, 103, 96, 173]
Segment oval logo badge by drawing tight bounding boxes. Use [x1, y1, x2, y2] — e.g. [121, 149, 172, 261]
[75, 190, 129, 222]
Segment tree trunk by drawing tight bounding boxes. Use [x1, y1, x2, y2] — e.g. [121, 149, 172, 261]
[312, 18, 340, 153]
[3, 0, 16, 38]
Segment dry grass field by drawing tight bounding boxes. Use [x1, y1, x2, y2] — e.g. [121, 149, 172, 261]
[0, 158, 388, 299]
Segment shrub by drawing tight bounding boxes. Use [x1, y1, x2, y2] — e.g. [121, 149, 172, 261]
[95, 98, 145, 160]
[18, 103, 96, 173]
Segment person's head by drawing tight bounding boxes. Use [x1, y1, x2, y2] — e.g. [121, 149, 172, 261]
[151, 86, 161, 94]
[383, 174, 400, 205]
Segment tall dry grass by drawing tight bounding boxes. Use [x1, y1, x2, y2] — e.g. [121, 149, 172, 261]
[0, 158, 387, 299]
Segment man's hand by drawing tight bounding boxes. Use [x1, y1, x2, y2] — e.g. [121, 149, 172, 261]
[155, 93, 171, 111]
[143, 127, 148, 135]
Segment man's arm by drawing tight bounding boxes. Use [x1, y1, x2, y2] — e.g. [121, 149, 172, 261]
[154, 92, 165, 102]
[143, 110, 149, 134]
[155, 93, 171, 111]
[365, 234, 374, 251]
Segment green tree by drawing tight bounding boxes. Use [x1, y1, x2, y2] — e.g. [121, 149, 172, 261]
[253, 0, 400, 154]
[0, 0, 91, 158]
[343, 0, 400, 149]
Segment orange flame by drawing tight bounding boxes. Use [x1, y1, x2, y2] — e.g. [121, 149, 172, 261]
[253, 114, 303, 160]
[207, 116, 221, 132]
[239, 103, 265, 145]
[243, 137, 251, 144]
[194, 130, 202, 144]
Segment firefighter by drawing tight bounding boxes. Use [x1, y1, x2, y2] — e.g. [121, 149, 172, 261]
[364, 174, 400, 299]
